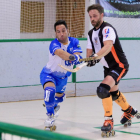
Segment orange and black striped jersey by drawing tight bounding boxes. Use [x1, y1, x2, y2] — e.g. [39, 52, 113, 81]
[87, 21, 129, 70]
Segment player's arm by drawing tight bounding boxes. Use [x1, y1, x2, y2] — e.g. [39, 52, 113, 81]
[86, 49, 93, 57]
[55, 49, 81, 62]
[54, 49, 71, 60]
[96, 40, 113, 59]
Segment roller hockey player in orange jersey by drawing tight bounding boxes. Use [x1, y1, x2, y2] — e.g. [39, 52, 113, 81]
[86, 4, 140, 137]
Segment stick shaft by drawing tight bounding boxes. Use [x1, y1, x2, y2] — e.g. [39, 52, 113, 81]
[79, 57, 95, 62]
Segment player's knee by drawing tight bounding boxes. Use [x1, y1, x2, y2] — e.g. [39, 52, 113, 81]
[44, 87, 56, 107]
[55, 93, 66, 104]
[110, 90, 120, 101]
[96, 83, 110, 99]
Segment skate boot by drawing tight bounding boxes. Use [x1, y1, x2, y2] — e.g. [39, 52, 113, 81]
[101, 117, 115, 137]
[44, 113, 56, 131]
[54, 105, 60, 118]
[120, 106, 140, 127]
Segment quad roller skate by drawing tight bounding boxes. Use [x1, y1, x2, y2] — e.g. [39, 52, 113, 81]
[101, 117, 115, 137]
[44, 105, 60, 131]
[54, 105, 60, 117]
[120, 106, 140, 127]
[44, 113, 56, 131]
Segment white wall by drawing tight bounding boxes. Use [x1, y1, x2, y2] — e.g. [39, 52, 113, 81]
[0, 41, 71, 87]
[0, 40, 140, 102]
[0, 0, 21, 39]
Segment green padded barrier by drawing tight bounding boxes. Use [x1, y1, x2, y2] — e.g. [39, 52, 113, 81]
[0, 122, 88, 140]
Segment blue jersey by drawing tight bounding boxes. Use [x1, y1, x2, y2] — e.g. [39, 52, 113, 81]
[43, 37, 82, 79]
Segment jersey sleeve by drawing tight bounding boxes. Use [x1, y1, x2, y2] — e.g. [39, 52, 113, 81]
[72, 38, 83, 53]
[86, 35, 92, 49]
[102, 26, 116, 44]
[49, 39, 61, 55]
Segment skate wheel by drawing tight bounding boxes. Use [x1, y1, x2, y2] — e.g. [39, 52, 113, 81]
[44, 125, 56, 131]
[124, 124, 127, 127]
[50, 125, 56, 131]
[106, 132, 110, 137]
[136, 113, 140, 119]
[101, 132, 106, 137]
[112, 130, 115, 136]
[128, 122, 131, 126]
[127, 120, 131, 126]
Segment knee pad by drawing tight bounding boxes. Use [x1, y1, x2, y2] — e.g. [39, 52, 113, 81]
[55, 93, 66, 104]
[110, 90, 120, 101]
[44, 87, 56, 108]
[97, 83, 110, 99]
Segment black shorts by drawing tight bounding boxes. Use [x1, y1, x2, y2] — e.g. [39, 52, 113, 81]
[104, 66, 128, 85]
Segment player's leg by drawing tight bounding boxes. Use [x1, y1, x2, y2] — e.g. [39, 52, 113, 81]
[110, 85, 129, 111]
[43, 82, 56, 130]
[40, 70, 57, 130]
[98, 67, 119, 137]
[44, 82, 56, 116]
[109, 67, 140, 126]
[54, 92, 66, 112]
[110, 86, 140, 125]
[97, 76, 115, 136]
[54, 76, 68, 109]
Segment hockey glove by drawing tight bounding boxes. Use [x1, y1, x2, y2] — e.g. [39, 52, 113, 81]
[69, 54, 83, 65]
[86, 53, 100, 67]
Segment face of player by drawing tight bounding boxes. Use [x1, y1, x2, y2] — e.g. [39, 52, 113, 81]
[55, 24, 69, 43]
[88, 9, 103, 29]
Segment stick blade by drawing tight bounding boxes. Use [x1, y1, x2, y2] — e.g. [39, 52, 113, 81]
[58, 64, 75, 72]
[58, 62, 87, 73]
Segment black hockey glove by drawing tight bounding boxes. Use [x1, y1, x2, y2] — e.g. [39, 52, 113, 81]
[86, 53, 100, 67]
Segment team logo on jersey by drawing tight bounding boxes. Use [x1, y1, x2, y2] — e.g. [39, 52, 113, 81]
[65, 60, 72, 66]
[94, 37, 98, 45]
[104, 28, 110, 38]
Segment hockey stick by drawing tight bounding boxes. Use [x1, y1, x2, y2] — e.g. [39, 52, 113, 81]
[58, 54, 98, 73]
[58, 62, 88, 73]
[79, 56, 97, 62]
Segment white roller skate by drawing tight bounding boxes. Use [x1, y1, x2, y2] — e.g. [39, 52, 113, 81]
[54, 105, 60, 118]
[44, 113, 56, 131]
[101, 117, 115, 137]
[120, 106, 140, 127]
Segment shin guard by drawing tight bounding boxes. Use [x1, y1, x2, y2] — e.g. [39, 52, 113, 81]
[102, 96, 113, 117]
[54, 93, 66, 108]
[115, 91, 129, 110]
[44, 87, 56, 115]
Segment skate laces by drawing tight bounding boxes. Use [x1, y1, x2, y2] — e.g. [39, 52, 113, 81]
[104, 119, 113, 128]
[122, 107, 134, 120]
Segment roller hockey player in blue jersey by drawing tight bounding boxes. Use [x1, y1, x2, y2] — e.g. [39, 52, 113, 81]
[40, 20, 83, 131]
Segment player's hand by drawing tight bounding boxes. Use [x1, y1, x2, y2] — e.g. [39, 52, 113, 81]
[69, 54, 83, 65]
[86, 53, 100, 67]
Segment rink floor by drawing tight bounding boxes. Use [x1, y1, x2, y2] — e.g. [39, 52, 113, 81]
[0, 92, 140, 140]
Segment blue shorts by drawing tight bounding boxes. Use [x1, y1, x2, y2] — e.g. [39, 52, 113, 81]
[40, 68, 68, 93]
